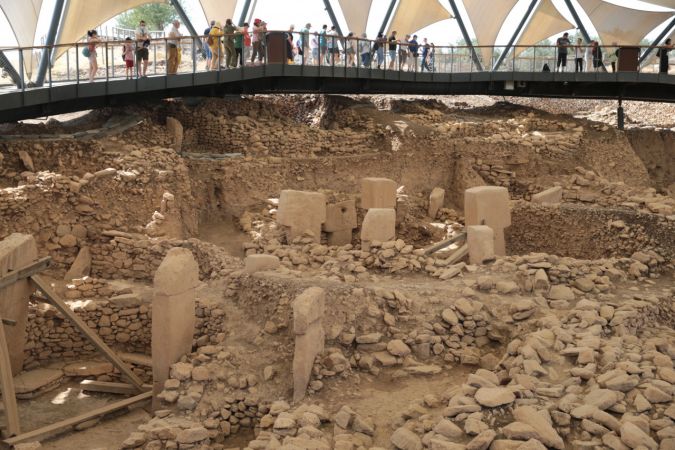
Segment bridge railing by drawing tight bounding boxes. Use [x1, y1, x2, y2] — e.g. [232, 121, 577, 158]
[0, 31, 672, 90]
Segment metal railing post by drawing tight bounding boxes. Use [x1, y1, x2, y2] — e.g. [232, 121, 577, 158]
[66, 49, 70, 81]
[75, 43, 80, 84]
[19, 50, 25, 91]
[105, 42, 109, 82]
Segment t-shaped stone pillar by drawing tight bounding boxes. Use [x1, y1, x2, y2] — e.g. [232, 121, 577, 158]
[323, 199, 357, 246]
[292, 287, 325, 403]
[152, 247, 199, 408]
[277, 190, 327, 243]
[360, 178, 397, 209]
[0, 233, 38, 375]
[467, 225, 495, 265]
[464, 186, 511, 256]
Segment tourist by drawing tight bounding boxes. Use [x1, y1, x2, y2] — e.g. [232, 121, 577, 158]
[251, 19, 265, 64]
[399, 35, 410, 70]
[345, 32, 357, 67]
[421, 38, 430, 72]
[286, 25, 295, 63]
[135, 20, 151, 77]
[408, 35, 419, 72]
[122, 37, 135, 79]
[299, 23, 311, 64]
[234, 23, 244, 67]
[657, 38, 672, 74]
[388, 31, 398, 69]
[555, 32, 570, 72]
[167, 20, 182, 74]
[208, 21, 224, 70]
[86, 30, 100, 82]
[584, 39, 593, 72]
[326, 26, 339, 65]
[319, 25, 328, 65]
[375, 32, 385, 69]
[204, 20, 214, 70]
[428, 43, 436, 72]
[359, 33, 370, 67]
[311, 31, 319, 65]
[591, 40, 602, 72]
[242, 22, 251, 65]
[608, 42, 618, 73]
[223, 19, 238, 69]
[574, 37, 584, 72]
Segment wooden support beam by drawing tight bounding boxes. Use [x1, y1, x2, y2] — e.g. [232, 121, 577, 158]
[0, 313, 20, 437]
[80, 380, 151, 395]
[0, 257, 51, 290]
[3, 390, 152, 446]
[423, 232, 467, 256]
[30, 275, 144, 391]
[445, 243, 469, 265]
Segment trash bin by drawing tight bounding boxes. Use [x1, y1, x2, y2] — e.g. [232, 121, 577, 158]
[617, 46, 639, 71]
[266, 31, 288, 64]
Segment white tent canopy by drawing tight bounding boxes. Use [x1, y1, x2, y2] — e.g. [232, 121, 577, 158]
[0, 0, 42, 76]
[515, 0, 574, 55]
[463, 0, 518, 66]
[386, 0, 453, 36]
[643, 0, 675, 9]
[54, 0, 165, 60]
[338, 0, 374, 34]
[199, 0, 237, 25]
[578, 0, 674, 45]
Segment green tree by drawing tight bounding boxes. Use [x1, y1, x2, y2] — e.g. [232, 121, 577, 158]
[116, 3, 179, 31]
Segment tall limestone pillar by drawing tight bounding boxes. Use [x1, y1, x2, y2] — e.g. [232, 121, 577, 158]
[152, 248, 199, 407]
[0, 233, 39, 375]
[292, 287, 325, 403]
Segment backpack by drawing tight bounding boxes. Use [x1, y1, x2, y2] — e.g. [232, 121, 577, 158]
[542, 63, 551, 72]
[207, 35, 214, 46]
[82, 47, 90, 58]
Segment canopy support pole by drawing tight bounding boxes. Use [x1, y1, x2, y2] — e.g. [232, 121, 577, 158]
[448, 0, 483, 71]
[169, 0, 204, 55]
[0, 51, 23, 88]
[323, 0, 344, 36]
[562, 0, 592, 43]
[238, 0, 253, 26]
[492, 0, 539, 71]
[639, 17, 675, 65]
[35, 0, 66, 87]
[378, 0, 398, 36]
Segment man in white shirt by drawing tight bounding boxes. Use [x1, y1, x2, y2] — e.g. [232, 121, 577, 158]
[167, 20, 182, 74]
[135, 20, 151, 77]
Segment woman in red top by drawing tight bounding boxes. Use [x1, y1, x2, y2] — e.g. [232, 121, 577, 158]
[87, 30, 101, 82]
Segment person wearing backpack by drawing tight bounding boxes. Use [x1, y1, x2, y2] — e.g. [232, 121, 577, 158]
[208, 22, 224, 70]
[204, 21, 214, 70]
[86, 30, 100, 82]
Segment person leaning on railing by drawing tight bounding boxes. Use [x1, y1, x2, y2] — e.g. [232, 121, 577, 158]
[208, 21, 225, 70]
[223, 19, 239, 69]
[86, 30, 101, 82]
[359, 33, 371, 68]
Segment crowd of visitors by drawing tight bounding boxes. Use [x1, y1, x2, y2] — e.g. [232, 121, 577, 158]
[80, 21, 674, 81]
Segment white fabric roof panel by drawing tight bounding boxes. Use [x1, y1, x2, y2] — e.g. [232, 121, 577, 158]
[578, 0, 674, 45]
[199, 0, 237, 24]
[463, 0, 518, 67]
[0, 0, 42, 76]
[515, 0, 574, 55]
[338, 0, 374, 34]
[643, 0, 675, 9]
[386, 0, 453, 36]
[54, 0, 165, 60]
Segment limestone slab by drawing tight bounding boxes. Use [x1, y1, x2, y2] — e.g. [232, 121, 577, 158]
[464, 186, 511, 256]
[467, 225, 495, 265]
[361, 208, 396, 243]
[361, 178, 397, 209]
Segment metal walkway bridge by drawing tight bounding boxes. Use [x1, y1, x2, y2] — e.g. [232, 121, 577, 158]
[1, 36, 674, 123]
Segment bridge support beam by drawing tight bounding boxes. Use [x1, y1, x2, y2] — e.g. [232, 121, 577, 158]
[35, 0, 66, 87]
[562, 0, 592, 44]
[323, 0, 344, 36]
[617, 100, 624, 131]
[169, 0, 204, 55]
[448, 0, 483, 71]
[493, 0, 538, 71]
[379, 0, 398, 36]
[238, 0, 253, 26]
[639, 17, 675, 65]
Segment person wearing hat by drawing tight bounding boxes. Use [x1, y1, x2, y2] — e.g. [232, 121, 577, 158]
[208, 21, 224, 70]
[251, 18, 266, 64]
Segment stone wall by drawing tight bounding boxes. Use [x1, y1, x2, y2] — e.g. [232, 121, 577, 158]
[507, 201, 675, 260]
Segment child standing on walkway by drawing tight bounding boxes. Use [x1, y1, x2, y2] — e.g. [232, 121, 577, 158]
[123, 37, 135, 79]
